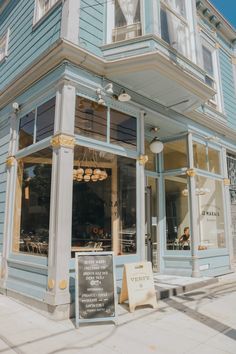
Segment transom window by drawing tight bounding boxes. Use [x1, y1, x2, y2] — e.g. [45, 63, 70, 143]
[75, 96, 137, 150]
[107, 0, 142, 43]
[19, 98, 55, 150]
[0, 29, 9, 63]
[160, 0, 191, 59]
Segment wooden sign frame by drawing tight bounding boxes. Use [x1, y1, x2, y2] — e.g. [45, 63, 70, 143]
[75, 251, 118, 327]
[119, 261, 158, 312]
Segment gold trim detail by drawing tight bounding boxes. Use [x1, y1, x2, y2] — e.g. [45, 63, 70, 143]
[232, 57, 236, 65]
[48, 279, 55, 290]
[138, 155, 148, 165]
[6, 156, 16, 168]
[59, 280, 67, 290]
[224, 178, 230, 186]
[50, 134, 75, 149]
[215, 43, 220, 49]
[186, 168, 196, 177]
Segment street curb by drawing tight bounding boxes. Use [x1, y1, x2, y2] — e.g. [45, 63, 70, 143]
[156, 277, 219, 300]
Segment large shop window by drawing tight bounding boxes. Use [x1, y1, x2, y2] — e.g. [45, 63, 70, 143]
[112, 0, 142, 42]
[195, 176, 226, 249]
[72, 146, 136, 256]
[75, 96, 137, 150]
[12, 148, 52, 256]
[19, 98, 55, 150]
[160, 0, 190, 59]
[163, 138, 188, 171]
[165, 175, 190, 250]
[193, 141, 221, 175]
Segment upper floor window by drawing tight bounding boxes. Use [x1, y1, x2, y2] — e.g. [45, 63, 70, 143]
[107, 0, 142, 43]
[34, 0, 58, 24]
[201, 37, 222, 111]
[0, 29, 9, 63]
[19, 98, 55, 150]
[160, 0, 191, 58]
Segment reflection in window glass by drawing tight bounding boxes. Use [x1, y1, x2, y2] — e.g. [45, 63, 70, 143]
[110, 109, 137, 150]
[36, 98, 55, 142]
[75, 97, 107, 141]
[208, 147, 221, 174]
[164, 139, 187, 170]
[19, 111, 35, 149]
[195, 176, 225, 249]
[193, 142, 207, 171]
[165, 175, 190, 250]
[145, 139, 156, 172]
[13, 148, 52, 256]
[72, 146, 136, 256]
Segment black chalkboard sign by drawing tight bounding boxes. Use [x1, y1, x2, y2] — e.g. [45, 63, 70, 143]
[75, 251, 117, 326]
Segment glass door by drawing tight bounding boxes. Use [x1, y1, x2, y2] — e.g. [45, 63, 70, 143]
[145, 176, 159, 272]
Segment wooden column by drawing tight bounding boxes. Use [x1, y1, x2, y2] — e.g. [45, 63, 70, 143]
[45, 83, 76, 308]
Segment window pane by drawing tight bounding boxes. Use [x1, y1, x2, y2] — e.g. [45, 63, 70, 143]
[19, 111, 35, 149]
[113, 0, 142, 42]
[202, 46, 214, 77]
[36, 98, 55, 142]
[72, 146, 136, 256]
[208, 147, 221, 174]
[145, 139, 156, 172]
[110, 109, 137, 150]
[165, 175, 190, 250]
[193, 142, 207, 171]
[196, 176, 225, 249]
[13, 148, 52, 256]
[163, 139, 187, 170]
[75, 97, 107, 141]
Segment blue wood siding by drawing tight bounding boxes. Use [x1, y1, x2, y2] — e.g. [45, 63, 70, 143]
[0, 0, 62, 91]
[219, 49, 236, 130]
[0, 119, 10, 252]
[79, 0, 104, 56]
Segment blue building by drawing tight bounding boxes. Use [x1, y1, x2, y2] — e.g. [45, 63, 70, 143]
[0, 0, 236, 319]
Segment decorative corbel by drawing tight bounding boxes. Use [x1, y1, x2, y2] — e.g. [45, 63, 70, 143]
[138, 155, 148, 166]
[50, 133, 75, 149]
[6, 156, 16, 168]
[186, 168, 196, 177]
[223, 178, 230, 186]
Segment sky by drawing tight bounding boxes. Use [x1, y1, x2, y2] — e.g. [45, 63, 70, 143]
[210, 0, 236, 28]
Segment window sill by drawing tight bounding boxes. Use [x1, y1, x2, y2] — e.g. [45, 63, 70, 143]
[32, 0, 62, 31]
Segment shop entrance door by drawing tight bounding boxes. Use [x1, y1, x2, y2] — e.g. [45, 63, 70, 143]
[145, 176, 159, 272]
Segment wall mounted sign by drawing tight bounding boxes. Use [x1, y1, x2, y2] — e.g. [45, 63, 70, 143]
[119, 261, 158, 313]
[75, 251, 117, 327]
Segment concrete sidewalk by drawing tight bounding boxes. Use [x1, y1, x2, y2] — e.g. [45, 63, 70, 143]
[0, 273, 235, 354]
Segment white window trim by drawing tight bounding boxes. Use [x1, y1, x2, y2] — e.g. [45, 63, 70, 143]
[33, 0, 60, 26]
[106, 0, 144, 44]
[201, 34, 223, 113]
[0, 28, 10, 63]
[233, 60, 236, 99]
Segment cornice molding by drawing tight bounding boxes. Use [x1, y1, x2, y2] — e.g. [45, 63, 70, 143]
[0, 39, 215, 111]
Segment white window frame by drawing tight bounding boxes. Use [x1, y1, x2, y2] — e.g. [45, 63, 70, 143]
[233, 59, 236, 99]
[33, 0, 59, 25]
[106, 0, 144, 44]
[201, 34, 223, 112]
[159, 0, 195, 61]
[0, 28, 10, 63]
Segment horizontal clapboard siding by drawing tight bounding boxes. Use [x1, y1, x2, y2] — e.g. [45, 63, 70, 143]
[0, 119, 10, 252]
[79, 0, 104, 56]
[219, 49, 236, 130]
[0, 0, 62, 90]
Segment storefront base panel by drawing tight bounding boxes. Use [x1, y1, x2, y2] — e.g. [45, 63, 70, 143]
[163, 256, 192, 277]
[198, 254, 232, 277]
[0, 288, 70, 320]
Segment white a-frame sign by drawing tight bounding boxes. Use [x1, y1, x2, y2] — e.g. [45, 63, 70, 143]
[119, 261, 158, 312]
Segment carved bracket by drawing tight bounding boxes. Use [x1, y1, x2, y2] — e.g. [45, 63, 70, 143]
[138, 155, 148, 166]
[186, 168, 196, 177]
[6, 156, 16, 168]
[50, 133, 75, 149]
